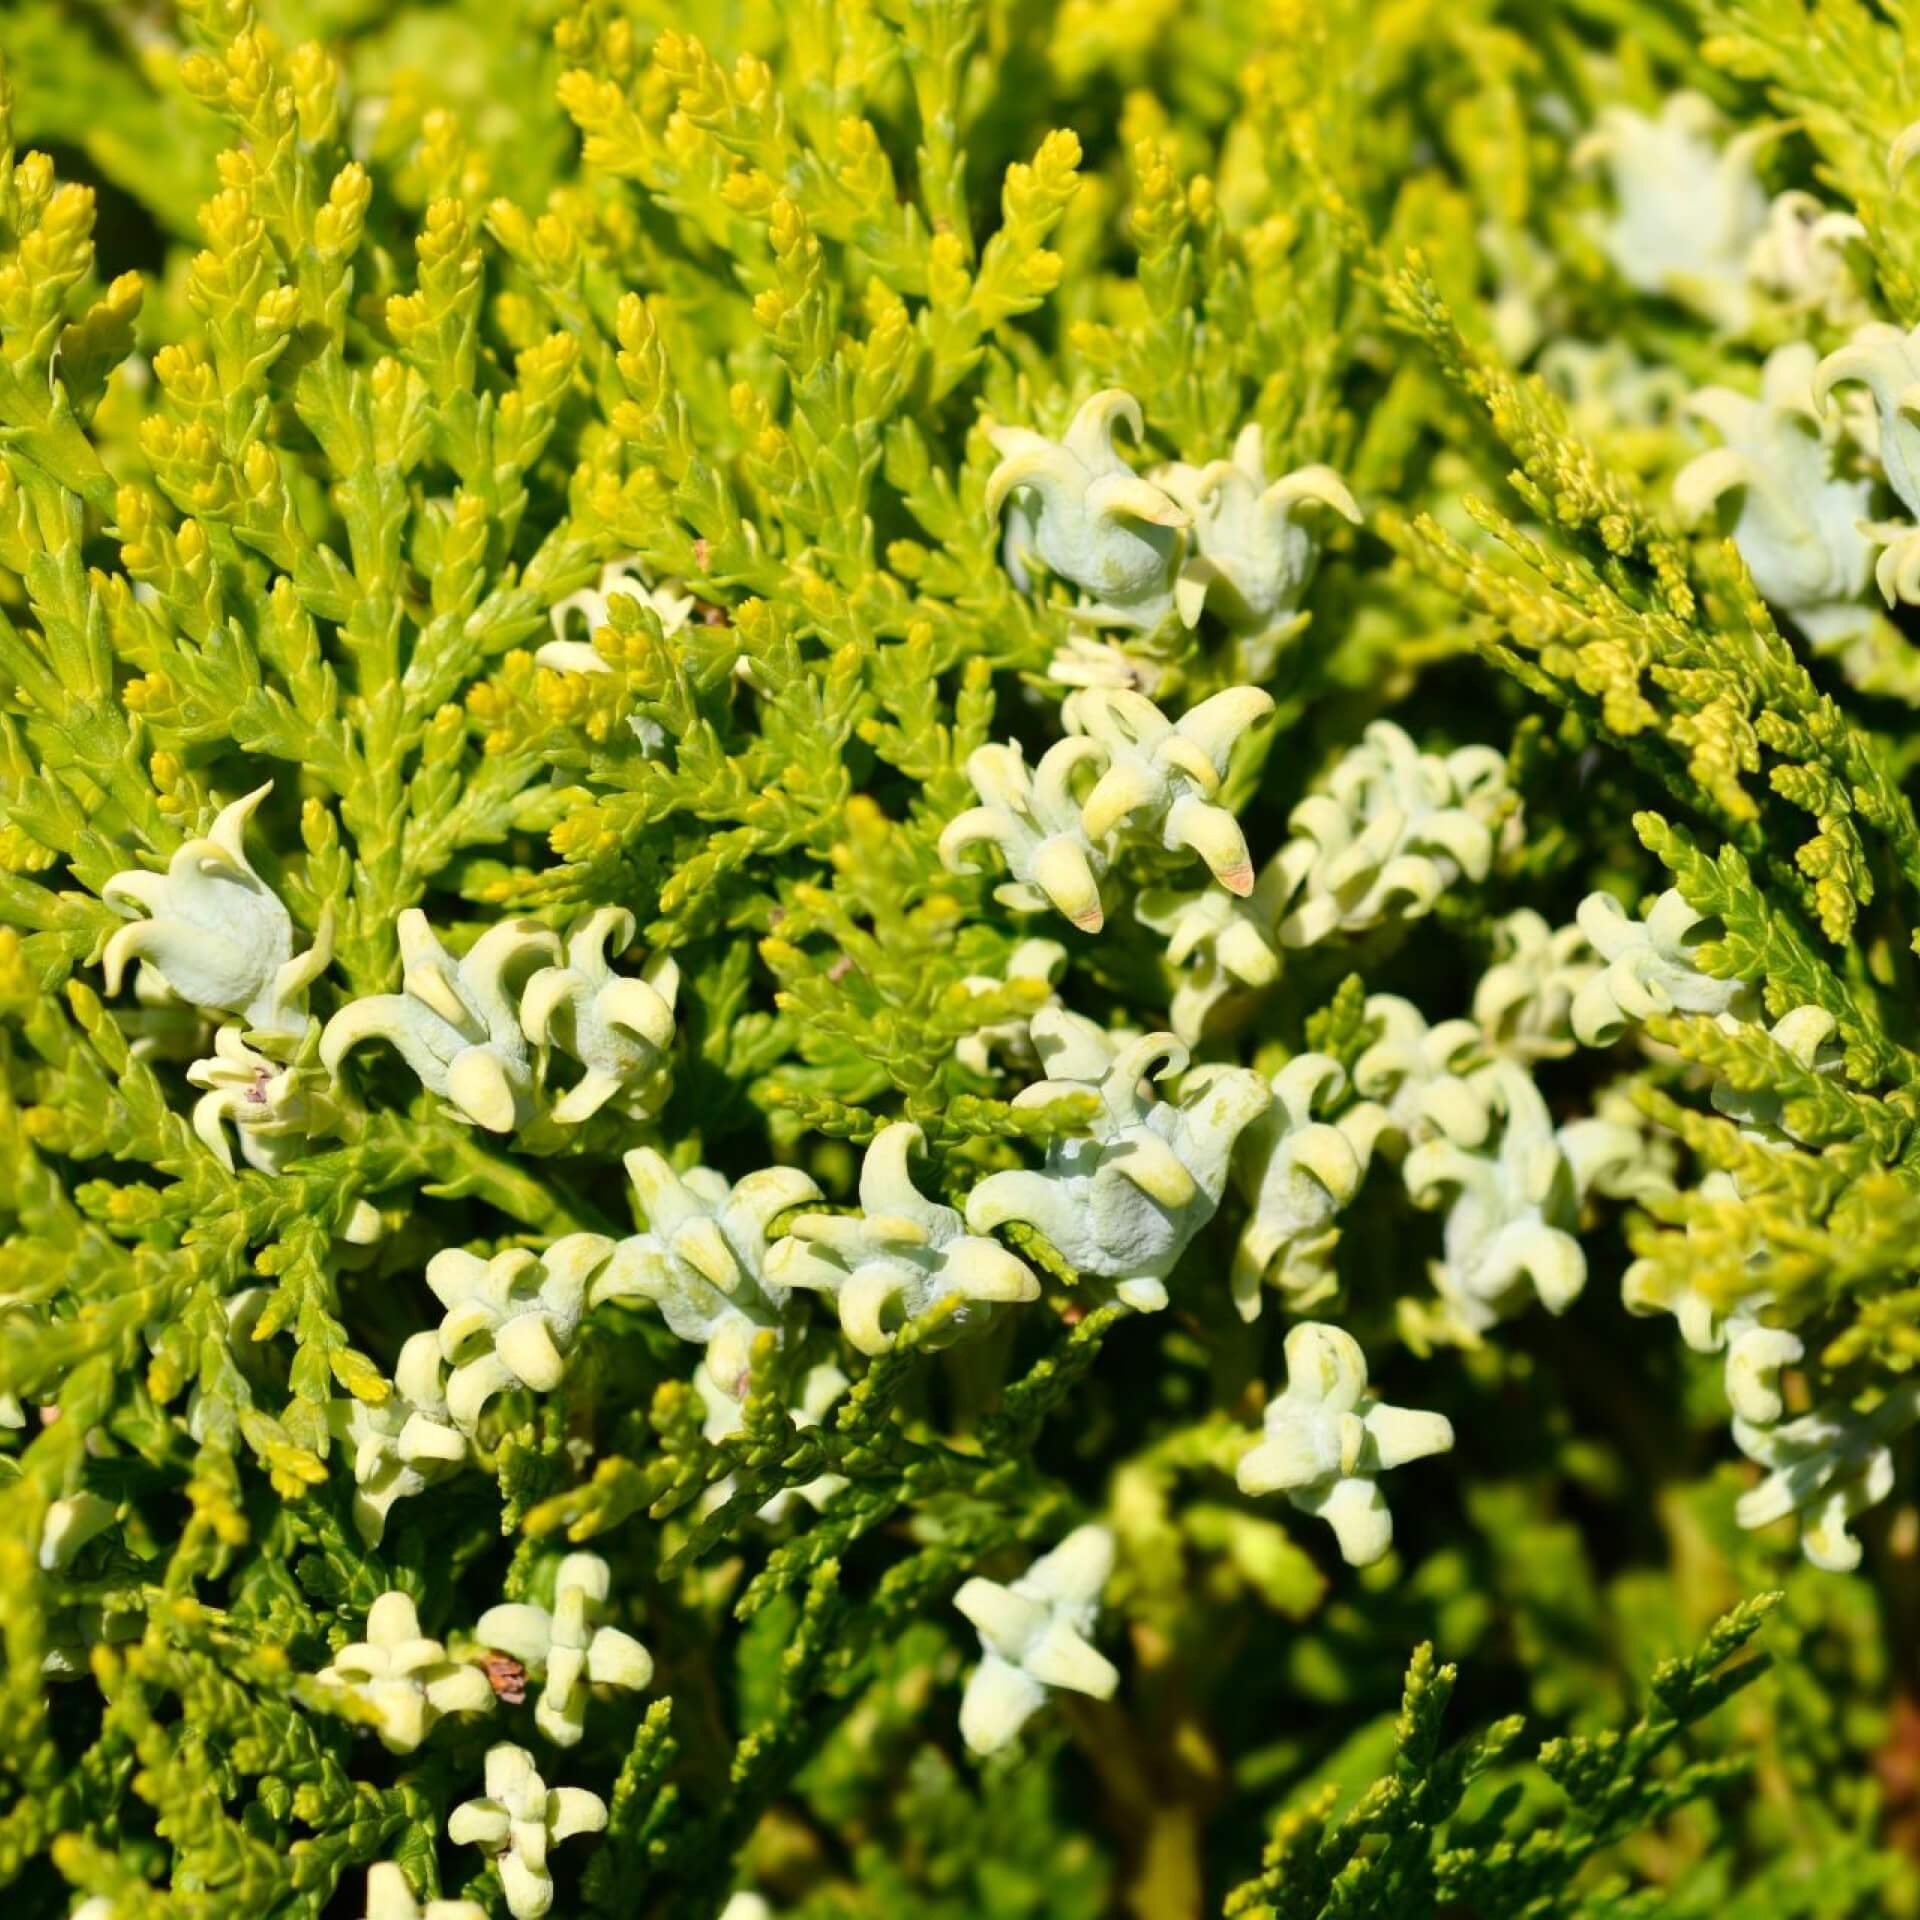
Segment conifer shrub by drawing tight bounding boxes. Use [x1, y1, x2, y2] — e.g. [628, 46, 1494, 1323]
[2, 0, 1919, 1913]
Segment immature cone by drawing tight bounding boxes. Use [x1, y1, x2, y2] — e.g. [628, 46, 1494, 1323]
[1573, 90, 1771, 329]
[1155, 423, 1360, 632]
[313, 1590, 494, 1754]
[1064, 685, 1274, 895]
[954, 1524, 1119, 1753]
[1733, 1382, 1920, 1573]
[426, 1235, 610, 1429]
[321, 911, 559, 1132]
[1402, 1059, 1589, 1335]
[1270, 720, 1510, 947]
[102, 783, 331, 1036]
[448, 1743, 607, 1920]
[768, 1122, 1038, 1353]
[987, 389, 1201, 630]
[520, 907, 679, 1122]
[939, 737, 1110, 931]
[1237, 1323, 1452, 1566]
[1229, 1053, 1381, 1318]
[591, 1150, 817, 1396]
[475, 1552, 653, 1746]
[964, 1009, 1268, 1312]
[355, 1862, 486, 1920]
[1569, 888, 1755, 1048]
[1673, 342, 1872, 646]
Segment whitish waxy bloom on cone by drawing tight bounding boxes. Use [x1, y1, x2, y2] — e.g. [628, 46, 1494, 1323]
[1747, 191, 1867, 326]
[1271, 722, 1512, 947]
[1814, 320, 1920, 603]
[1817, 318, 1920, 461]
[1570, 889, 1755, 1048]
[1724, 1322, 1806, 1427]
[1734, 1381, 1920, 1572]
[38, 1490, 116, 1571]
[101, 785, 329, 1037]
[1573, 91, 1771, 329]
[1403, 1060, 1588, 1336]
[1061, 686, 1273, 896]
[591, 1150, 818, 1398]
[475, 1553, 653, 1747]
[1622, 1173, 1802, 1426]
[953, 1525, 1119, 1754]
[940, 736, 1111, 931]
[1674, 344, 1874, 648]
[1554, 1106, 1659, 1213]
[1351, 994, 1487, 1155]
[965, 1009, 1269, 1312]
[769, 1123, 1038, 1354]
[1816, 319, 1920, 503]
[448, 1744, 607, 1920]
[314, 1590, 494, 1753]
[1561, 1080, 1680, 1207]
[986, 389, 1203, 631]
[954, 939, 1068, 1076]
[1237, 1323, 1453, 1567]
[521, 908, 678, 1123]
[327, 1331, 468, 1545]
[187, 1024, 338, 1174]
[1472, 909, 1597, 1064]
[322, 911, 560, 1132]
[695, 1360, 850, 1522]
[537, 555, 696, 673]
[353, 1862, 485, 1920]
[427, 1234, 610, 1431]
[1137, 874, 1285, 1047]
[1228, 1055, 1381, 1319]
[1155, 425, 1360, 633]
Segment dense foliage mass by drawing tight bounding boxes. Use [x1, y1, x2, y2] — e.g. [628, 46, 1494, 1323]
[7, 0, 1920, 1913]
